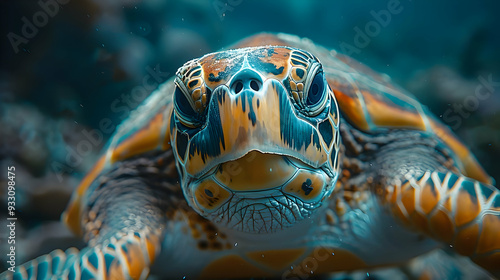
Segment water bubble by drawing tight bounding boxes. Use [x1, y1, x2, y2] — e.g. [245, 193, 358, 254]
[234, 242, 238, 246]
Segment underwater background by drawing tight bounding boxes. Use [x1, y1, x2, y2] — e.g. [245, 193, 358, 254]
[1, 0, 499, 277]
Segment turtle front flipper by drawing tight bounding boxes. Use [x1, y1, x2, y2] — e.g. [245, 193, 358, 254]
[4, 231, 161, 280]
[1, 149, 179, 280]
[375, 156, 499, 277]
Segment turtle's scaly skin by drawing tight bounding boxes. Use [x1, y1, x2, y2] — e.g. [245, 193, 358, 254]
[2, 33, 499, 280]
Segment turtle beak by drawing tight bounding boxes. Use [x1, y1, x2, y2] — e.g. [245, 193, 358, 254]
[183, 79, 328, 178]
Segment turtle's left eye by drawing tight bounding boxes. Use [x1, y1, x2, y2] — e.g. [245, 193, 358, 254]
[305, 71, 327, 115]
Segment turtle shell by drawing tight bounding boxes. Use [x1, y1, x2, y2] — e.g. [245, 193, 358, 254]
[233, 33, 493, 186]
[63, 81, 176, 235]
[63, 33, 493, 235]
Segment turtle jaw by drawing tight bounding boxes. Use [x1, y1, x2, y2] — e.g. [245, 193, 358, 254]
[187, 180, 334, 234]
[182, 150, 336, 234]
[212, 192, 322, 234]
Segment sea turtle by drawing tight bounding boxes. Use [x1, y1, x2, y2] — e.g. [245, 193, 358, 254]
[2, 33, 499, 280]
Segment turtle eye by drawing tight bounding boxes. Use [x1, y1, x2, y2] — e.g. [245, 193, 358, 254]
[174, 85, 200, 128]
[306, 71, 327, 115]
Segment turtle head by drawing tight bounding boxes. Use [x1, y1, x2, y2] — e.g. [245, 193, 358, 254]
[170, 46, 340, 233]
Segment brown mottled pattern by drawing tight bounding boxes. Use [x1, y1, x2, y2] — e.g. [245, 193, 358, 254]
[199, 53, 235, 89]
[197, 47, 292, 90]
[181, 208, 232, 251]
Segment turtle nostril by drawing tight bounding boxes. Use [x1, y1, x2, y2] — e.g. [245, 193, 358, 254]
[250, 80, 261, 91]
[234, 81, 243, 94]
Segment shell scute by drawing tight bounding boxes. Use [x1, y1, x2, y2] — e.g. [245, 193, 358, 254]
[63, 80, 175, 235]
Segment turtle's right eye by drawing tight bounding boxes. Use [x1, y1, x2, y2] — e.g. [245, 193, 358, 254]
[306, 71, 325, 107]
[174, 84, 201, 128]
